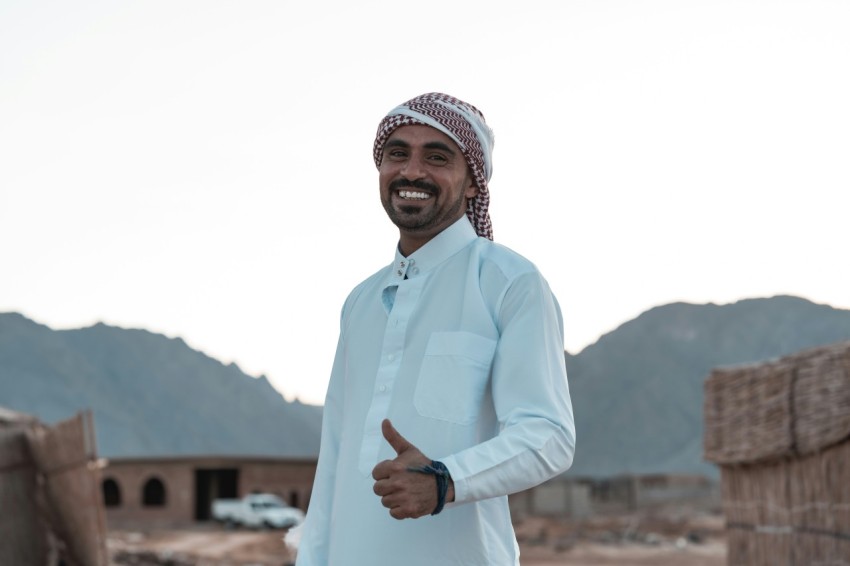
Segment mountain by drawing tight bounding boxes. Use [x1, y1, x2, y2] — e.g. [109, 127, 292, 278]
[3, 295, 850, 477]
[0, 313, 321, 458]
[565, 295, 850, 478]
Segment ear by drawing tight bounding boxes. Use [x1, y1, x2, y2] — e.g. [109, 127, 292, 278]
[464, 173, 479, 199]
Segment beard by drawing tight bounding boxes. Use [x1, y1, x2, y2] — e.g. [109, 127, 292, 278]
[381, 178, 467, 233]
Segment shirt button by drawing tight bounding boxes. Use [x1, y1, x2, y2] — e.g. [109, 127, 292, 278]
[388, 354, 395, 361]
[412, 267, 420, 275]
[379, 385, 387, 392]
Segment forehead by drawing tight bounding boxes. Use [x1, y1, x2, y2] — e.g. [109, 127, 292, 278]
[385, 124, 462, 154]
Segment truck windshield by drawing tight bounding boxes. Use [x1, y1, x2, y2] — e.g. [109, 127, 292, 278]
[251, 501, 284, 510]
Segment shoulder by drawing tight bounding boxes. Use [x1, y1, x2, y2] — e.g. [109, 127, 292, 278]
[338, 264, 390, 322]
[470, 238, 558, 326]
[349, 265, 388, 297]
[473, 237, 543, 283]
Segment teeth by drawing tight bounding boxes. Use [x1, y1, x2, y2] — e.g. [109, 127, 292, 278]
[399, 190, 430, 200]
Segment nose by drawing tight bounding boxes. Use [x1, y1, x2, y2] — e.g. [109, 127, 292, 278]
[400, 156, 426, 180]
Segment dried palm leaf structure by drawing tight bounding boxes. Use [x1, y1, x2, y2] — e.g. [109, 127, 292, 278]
[704, 341, 850, 565]
[0, 408, 108, 565]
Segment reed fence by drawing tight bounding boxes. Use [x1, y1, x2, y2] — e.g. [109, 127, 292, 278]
[704, 341, 850, 565]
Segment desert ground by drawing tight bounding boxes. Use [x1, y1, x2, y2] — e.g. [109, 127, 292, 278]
[108, 510, 726, 565]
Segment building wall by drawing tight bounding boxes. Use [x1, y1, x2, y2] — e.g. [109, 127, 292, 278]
[634, 474, 719, 510]
[532, 482, 591, 518]
[509, 483, 591, 519]
[240, 460, 317, 511]
[102, 460, 195, 527]
[511, 474, 720, 519]
[101, 457, 317, 528]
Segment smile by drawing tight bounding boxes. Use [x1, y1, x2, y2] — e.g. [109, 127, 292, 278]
[398, 190, 431, 200]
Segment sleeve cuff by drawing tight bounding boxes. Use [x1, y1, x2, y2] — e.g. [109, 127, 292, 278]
[439, 454, 468, 505]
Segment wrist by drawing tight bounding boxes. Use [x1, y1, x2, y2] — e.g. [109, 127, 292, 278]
[406, 460, 451, 515]
[429, 460, 450, 515]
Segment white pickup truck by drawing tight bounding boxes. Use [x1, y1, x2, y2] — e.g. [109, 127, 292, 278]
[211, 493, 305, 529]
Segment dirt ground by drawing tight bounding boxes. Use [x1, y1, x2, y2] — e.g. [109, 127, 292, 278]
[108, 511, 726, 565]
[513, 512, 726, 566]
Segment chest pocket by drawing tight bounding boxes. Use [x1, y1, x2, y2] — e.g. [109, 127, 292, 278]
[414, 331, 497, 425]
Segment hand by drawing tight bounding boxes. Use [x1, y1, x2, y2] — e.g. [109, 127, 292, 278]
[371, 419, 447, 520]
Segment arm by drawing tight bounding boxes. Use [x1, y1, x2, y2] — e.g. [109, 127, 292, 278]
[441, 271, 576, 504]
[295, 316, 347, 564]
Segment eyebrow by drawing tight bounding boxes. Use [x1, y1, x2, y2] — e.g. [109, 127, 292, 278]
[384, 139, 457, 155]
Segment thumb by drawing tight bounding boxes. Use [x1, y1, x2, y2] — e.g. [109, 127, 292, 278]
[382, 419, 412, 455]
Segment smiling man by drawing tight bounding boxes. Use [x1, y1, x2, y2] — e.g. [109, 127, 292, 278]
[296, 93, 575, 566]
[379, 125, 478, 254]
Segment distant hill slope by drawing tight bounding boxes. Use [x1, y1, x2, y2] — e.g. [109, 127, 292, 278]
[0, 313, 322, 458]
[565, 295, 850, 478]
[3, 295, 850, 476]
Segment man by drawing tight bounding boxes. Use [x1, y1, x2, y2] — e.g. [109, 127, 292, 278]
[296, 93, 575, 565]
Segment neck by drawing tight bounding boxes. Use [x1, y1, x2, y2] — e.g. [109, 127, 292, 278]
[396, 211, 470, 256]
[397, 233, 430, 257]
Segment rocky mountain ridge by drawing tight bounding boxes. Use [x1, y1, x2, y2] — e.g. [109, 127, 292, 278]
[3, 295, 850, 477]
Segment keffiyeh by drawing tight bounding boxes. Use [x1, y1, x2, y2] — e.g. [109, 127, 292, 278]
[373, 93, 495, 240]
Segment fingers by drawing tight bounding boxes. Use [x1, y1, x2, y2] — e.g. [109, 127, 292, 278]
[371, 459, 393, 481]
[382, 418, 413, 455]
[373, 480, 408, 515]
[379, 492, 427, 520]
[386, 499, 429, 520]
[372, 478, 394, 497]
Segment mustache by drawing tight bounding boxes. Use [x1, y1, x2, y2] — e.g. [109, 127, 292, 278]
[389, 178, 440, 194]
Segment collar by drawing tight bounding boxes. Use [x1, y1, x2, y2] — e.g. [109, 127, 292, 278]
[387, 216, 478, 284]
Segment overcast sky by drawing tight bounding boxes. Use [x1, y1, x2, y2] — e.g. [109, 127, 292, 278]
[2, 0, 848, 405]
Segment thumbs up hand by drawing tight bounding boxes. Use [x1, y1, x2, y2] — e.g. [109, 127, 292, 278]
[380, 417, 415, 456]
[371, 419, 452, 520]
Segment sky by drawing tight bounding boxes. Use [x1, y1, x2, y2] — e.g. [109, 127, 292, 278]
[2, 1, 849, 406]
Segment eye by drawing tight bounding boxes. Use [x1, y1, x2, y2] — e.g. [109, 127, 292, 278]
[386, 149, 407, 160]
[427, 153, 448, 164]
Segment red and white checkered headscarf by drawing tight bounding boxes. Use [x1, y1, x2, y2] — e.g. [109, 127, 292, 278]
[373, 92, 495, 240]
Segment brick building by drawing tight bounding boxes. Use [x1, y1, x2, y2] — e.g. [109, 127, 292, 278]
[101, 456, 317, 528]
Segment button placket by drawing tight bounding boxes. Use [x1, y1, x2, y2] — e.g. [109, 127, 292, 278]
[358, 273, 425, 474]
